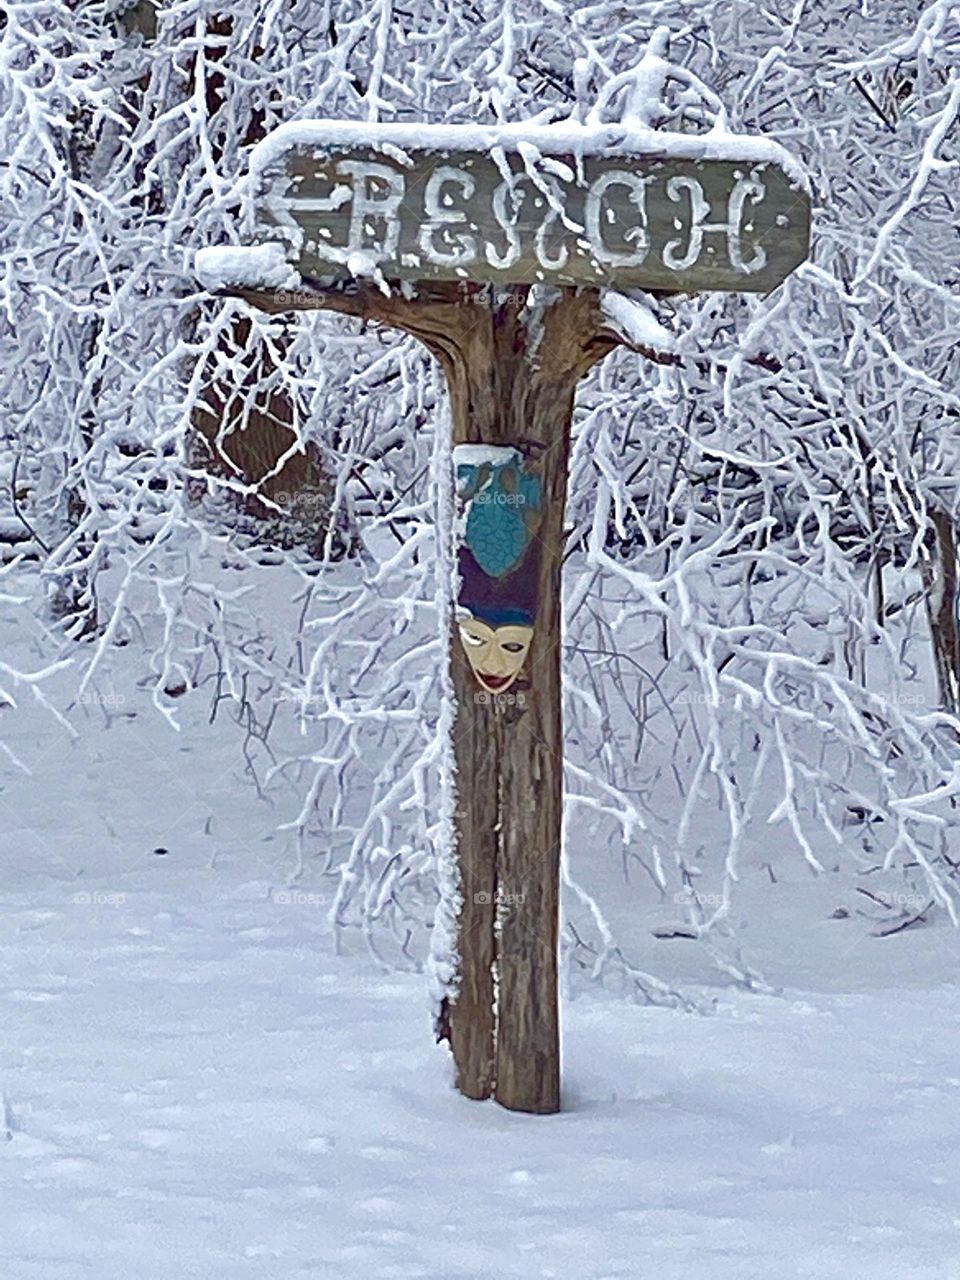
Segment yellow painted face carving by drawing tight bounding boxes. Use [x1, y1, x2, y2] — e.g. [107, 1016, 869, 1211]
[458, 617, 533, 693]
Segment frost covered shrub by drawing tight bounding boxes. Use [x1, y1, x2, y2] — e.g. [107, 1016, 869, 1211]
[0, 0, 958, 990]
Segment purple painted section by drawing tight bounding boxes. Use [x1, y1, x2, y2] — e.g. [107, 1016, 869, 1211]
[458, 543, 540, 628]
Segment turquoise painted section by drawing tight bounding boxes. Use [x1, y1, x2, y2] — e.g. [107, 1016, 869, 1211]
[457, 458, 542, 580]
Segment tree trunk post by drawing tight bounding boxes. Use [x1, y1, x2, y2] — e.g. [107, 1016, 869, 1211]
[434, 287, 604, 1113]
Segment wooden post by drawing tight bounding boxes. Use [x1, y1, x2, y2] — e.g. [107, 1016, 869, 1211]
[439, 289, 599, 1113]
[235, 281, 618, 1112]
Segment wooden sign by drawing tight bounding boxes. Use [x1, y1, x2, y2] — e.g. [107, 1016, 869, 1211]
[251, 123, 811, 294]
[204, 113, 812, 1117]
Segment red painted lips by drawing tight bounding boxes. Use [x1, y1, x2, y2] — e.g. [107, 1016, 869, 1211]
[479, 673, 511, 690]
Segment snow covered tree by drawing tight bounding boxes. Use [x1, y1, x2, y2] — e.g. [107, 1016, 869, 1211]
[1, 0, 958, 1027]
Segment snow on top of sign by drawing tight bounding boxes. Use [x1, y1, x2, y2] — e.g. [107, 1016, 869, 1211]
[249, 117, 808, 190]
[600, 290, 677, 354]
[194, 242, 300, 293]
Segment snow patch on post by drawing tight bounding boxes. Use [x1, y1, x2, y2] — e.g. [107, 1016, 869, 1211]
[452, 444, 523, 468]
[426, 396, 463, 1015]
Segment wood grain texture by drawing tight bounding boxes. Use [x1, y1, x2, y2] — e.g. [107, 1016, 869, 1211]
[423, 289, 603, 1114]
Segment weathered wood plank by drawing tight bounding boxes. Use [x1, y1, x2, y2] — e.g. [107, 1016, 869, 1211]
[443, 663, 499, 1099]
[493, 390, 571, 1116]
[256, 144, 809, 294]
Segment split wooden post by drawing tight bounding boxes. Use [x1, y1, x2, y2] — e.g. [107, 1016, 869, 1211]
[439, 287, 613, 1113]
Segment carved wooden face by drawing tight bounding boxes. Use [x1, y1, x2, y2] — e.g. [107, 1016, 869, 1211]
[458, 616, 533, 693]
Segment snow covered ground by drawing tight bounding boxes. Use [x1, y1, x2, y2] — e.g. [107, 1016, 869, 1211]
[3, 586, 960, 1280]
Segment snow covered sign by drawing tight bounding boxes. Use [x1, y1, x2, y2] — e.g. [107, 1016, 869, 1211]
[250, 121, 810, 294]
[199, 82, 812, 1117]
